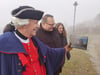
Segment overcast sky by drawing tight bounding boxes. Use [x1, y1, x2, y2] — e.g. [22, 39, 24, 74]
[0, 0, 100, 31]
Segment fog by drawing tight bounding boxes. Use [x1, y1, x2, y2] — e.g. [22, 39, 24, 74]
[0, 0, 100, 32]
[0, 0, 100, 74]
[73, 14, 100, 34]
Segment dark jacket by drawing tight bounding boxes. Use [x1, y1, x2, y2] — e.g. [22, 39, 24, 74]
[36, 25, 61, 48]
[58, 33, 67, 48]
[57, 32, 71, 60]
[0, 32, 65, 75]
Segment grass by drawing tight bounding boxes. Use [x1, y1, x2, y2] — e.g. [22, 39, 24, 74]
[61, 48, 98, 75]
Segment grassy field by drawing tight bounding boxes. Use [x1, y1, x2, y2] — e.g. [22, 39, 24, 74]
[61, 48, 98, 75]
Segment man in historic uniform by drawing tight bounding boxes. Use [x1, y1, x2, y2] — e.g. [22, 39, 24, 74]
[0, 6, 72, 75]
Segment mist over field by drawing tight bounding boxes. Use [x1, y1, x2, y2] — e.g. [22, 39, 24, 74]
[70, 13, 100, 34]
[68, 13, 100, 74]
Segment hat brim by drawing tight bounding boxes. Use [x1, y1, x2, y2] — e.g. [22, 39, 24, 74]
[15, 10, 44, 20]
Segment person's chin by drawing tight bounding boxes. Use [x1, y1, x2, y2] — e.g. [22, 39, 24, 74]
[50, 29, 53, 31]
[60, 32, 63, 34]
[32, 32, 36, 36]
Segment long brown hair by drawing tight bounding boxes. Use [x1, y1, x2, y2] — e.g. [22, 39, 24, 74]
[55, 22, 67, 37]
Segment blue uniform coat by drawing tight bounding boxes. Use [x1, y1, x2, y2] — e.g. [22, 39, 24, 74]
[0, 32, 65, 75]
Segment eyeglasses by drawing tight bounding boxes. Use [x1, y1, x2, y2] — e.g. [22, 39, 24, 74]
[46, 23, 55, 26]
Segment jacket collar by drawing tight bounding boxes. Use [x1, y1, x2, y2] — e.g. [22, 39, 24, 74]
[0, 32, 27, 54]
[0, 32, 47, 65]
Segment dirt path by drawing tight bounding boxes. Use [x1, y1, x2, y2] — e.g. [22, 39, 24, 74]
[87, 35, 100, 75]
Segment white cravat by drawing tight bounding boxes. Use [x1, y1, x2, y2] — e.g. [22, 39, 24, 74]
[14, 32, 29, 43]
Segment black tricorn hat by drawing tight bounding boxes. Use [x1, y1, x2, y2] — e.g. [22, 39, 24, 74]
[11, 6, 44, 20]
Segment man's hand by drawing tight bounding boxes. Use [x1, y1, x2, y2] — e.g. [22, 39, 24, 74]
[64, 43, 72, 52]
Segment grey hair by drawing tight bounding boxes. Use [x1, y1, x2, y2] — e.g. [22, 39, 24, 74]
[11, 16, 29, 28]
[42, 14, 53, 23]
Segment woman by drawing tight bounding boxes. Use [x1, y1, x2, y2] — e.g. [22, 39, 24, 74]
[55, 22, 71, 60]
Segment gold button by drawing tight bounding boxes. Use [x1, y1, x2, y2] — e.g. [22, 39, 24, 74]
[28, 47, 30, 49]
[30, 55, 32, 57]
[31, 59, 33, 61]
[18, 57, 20, 60]
[34, 70, 36, 72]
[28, 44, 30, 46]
[31, 63, 33, 65]
[18, 63, 21, 66]
[35, 73, 37, 75]
[18, 69, 21, 72]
